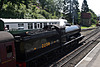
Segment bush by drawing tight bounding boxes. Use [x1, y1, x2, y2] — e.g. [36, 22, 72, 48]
[51, 15, 58, 19]
[0, 1, 59, 19]
[34, 14, 45, 19]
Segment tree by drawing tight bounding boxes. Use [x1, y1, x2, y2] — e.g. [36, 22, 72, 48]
[81, 0, 89, 12]
[72, 0, 80, 24]
[39, 0, 62, 18]
[39, 0, 47, 9]
[0, 0, 4, 10]
[53, 0, 64, 18]
[63, 0, 79, 24]
[89, 9, 97, 24]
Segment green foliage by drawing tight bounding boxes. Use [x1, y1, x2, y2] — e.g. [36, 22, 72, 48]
[78, 12, 81, 24]
[51, 15, 58, 19]
[0, 0, 61, 19]
[40, 10, 50, 19]
[0, 0, 98, 26]
[0, 0, 59, 19]
[89, 9, 97, 24]
[63, 0, 79, 24]
[81, 0, 89, 12]
[0, 2, 20, 18]
[34, 14, 45, 19]
[39, 0, 46, 9]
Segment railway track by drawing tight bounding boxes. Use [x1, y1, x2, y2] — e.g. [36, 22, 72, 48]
[49, 27, 100, 67]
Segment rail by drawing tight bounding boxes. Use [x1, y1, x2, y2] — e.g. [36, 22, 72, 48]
[50, 27, 100, 67]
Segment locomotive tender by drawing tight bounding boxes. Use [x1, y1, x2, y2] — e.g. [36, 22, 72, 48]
[0, 19, 83, 67]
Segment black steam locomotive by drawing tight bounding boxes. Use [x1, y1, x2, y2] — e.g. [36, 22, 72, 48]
[0, 19, 83, 67]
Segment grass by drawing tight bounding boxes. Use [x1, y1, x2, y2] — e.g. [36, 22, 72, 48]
[81, 24, 96, 29]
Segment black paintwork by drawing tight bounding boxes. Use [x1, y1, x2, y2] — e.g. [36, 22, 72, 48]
[13, 25, 81, 66]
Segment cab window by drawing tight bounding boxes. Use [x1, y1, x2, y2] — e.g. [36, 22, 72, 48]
[6, 45, 13, 58]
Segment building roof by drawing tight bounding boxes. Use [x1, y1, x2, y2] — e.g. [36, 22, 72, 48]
[1, 19, 67, 23]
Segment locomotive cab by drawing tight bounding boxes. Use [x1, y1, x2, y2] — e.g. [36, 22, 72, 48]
[0, 31, 16, 67]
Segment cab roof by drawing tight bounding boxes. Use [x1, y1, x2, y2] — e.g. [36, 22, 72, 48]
[0, 31, 14, 42]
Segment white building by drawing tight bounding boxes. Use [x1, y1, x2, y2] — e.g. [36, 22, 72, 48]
[1, 19, 68, 31]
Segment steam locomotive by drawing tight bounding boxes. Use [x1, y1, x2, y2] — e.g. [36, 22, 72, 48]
[0, 19, 83, 67]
